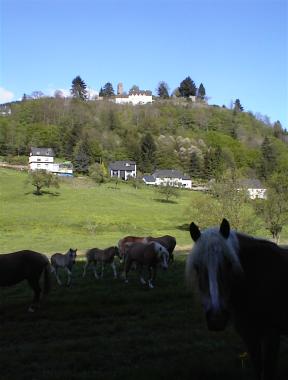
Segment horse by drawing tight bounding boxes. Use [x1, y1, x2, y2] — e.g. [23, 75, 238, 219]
[186, 218, 288, 380]
[50, 248, 77, 286]
[82, 246, 119, 279]
[118, 236, 148, 260]
[123, 241, 170, 288]
[0, 250, 51, 312]
[147, 235, 176, 263]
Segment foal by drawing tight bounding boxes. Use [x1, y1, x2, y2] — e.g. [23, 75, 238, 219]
[82, 246, 119, 279]
[50, 248, 77, 286]
[123, 241, 169, 288]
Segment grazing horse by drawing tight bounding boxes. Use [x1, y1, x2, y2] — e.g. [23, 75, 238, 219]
[118, 236, 148, 260]
[82, 246, 119, 279]
[50, 248, 77, 286]
[0, 250, 51, 312]
[123, 241, 169, 288]
[147, 235, 176, 263]
[186, 218, 288, 380]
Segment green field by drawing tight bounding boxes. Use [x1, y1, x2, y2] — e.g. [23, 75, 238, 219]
[0, 169, 288, 379]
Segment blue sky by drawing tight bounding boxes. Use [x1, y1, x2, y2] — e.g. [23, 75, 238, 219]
[1, 0, 287, 127]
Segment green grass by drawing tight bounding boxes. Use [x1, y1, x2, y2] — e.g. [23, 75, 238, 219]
[0, 169, 194, 253]
[0, 169, 288, 379]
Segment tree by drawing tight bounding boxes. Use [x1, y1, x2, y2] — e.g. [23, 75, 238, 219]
[101, 82, 115, 97]
[157, 82, 170, 99]
[27, 170, 59, 195]
[189, 151, 202, 179]
[254, 171, 288, 243]
[156, 182, 180, 202]
[89, 162, 108, 185]
[70, 76, 88, 101]
[234, 99, 244, 112]
[178, 76, 197, 98]
[139, 133, 157, 173]
[272, 120, 283, 138]
[73, 136, 93, 174]
[197, 83, 206, 100]
[259, 136, 277, 180]
[129, 85, 140, 94]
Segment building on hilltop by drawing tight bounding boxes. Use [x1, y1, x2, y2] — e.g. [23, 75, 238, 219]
[109, 160, 137, 180]
[29, 147, 73, 176]
[114, 83, 153, 105]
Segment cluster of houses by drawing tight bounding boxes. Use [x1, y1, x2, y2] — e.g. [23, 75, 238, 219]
[28, 148, 266, 199]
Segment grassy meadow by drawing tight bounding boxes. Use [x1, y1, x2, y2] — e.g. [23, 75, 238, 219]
[0, 168, 288, 380]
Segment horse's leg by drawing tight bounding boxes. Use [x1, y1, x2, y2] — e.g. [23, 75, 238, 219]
[111, 262, 117, 279]
[92, 262, 99, 279]
[65, 267, 72, 286]
[138, 264, 146, 285]
[82, 261, 89, 277]
[237, 326, 262, 380]
[27, 276, 41, 312]
[261, 330, 280, 380]
[53, 267, 62, 285]
[123, 258, 132, 283]
[148, 266, 156, 289]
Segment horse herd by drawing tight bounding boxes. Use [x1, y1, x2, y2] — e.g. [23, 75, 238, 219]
[1, 220, 288, 380]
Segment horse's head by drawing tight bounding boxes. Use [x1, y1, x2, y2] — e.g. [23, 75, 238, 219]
[114, 246, 120, 258]
[186, 219, 242, 331]
[153, 242, 169, 270]
[68, 248, 77, 264]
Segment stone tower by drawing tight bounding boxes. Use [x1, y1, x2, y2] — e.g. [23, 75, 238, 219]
[117, 82, 123, 95]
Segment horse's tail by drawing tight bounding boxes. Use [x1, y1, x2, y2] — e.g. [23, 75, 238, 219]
[43, 259, 51, 295]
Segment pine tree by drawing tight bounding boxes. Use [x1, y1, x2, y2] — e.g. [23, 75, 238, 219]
[189, 152, 202, 179]
[70, 76, 88, 101]
[259, 136, 277, 179]
[178, 76, 197, 98]
[157, 81, 170, 99]
[234, 99, 244, 112]
[101, 82, 115, 97]
[197, 83, 206, 100]
[139, 133, 156, 173]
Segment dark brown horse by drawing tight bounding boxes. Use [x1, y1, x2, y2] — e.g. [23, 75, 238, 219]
[0, 250, 51, 312]
[147, 235, 176, 263]
[186, 219, 288, 380]
[123, 241, 169, 288]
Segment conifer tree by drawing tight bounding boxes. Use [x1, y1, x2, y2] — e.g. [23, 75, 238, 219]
[157, 81, 170, 99]
[234, 99, 244, 112]
[101, 82, 115, 97]
[178, 76, 197, 98]
[139, 133, 156, 173]
[197, 83, 206, 100]
[70, 76, 88, 101]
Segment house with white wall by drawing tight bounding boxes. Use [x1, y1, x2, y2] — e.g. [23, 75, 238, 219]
[109, 160, 137, 180]
[143, 169, 192, 189]
[239, 179, 266, 199]
[115, 86, 153, 105]
[29, 147, 73, 176]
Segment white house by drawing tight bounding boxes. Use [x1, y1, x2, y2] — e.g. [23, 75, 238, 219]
[115, 90, 153, 105]
[109, 160, 137, 180]
[239, 179, 267, 199]
[143, 169, 192, 189]
[29, 147, 73, 176]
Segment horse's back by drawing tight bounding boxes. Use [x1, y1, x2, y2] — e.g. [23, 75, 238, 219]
[0, 250, 48, 286]
[127, 242, 157, 264]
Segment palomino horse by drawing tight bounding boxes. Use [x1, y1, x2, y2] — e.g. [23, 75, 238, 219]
[186, 218, 288, 380]
[82, 246, 119, 279]
[123, 241, 169, 288]
[118, 236, 148, 260]
[50, 248, 77, 286]
[147, 235, 176, 263]
[0, 250, 51, 312]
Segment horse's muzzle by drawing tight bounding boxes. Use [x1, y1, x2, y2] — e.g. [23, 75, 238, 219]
[206, 310, 230, 331]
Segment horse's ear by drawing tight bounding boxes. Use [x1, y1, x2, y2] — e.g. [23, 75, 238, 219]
[220, 218, 230, 239]
[190, 222, 201, 242]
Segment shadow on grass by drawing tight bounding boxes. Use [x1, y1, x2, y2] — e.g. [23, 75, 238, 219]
[154, 198, 178, 204]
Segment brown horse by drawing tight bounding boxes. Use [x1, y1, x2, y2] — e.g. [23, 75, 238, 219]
[186, 219, 288, 380]
[118, 236, 148, 260]
[123, 241, 169, 288]
[83, 246, 119, 279]
[0, 250, 51, 312]
[147, 235, 176, 263]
